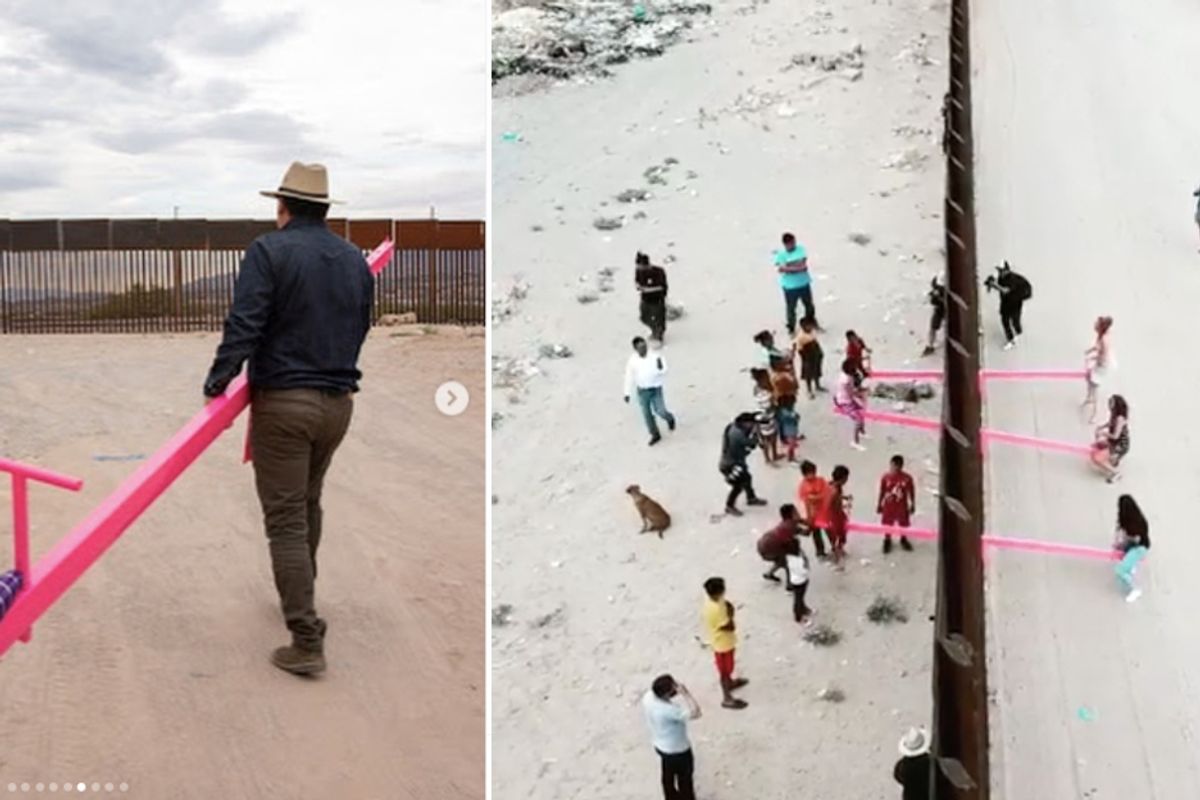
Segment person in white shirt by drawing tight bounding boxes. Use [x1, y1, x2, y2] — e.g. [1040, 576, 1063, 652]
[624, 336, 678, 446]
[642, 674, 702, 800]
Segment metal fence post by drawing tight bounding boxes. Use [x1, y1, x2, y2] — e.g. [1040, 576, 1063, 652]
[931, 0, 990, 797]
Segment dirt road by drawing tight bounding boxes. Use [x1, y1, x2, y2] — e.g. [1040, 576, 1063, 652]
[0, 331, 484, 800]
[973, 0, 1200, 795]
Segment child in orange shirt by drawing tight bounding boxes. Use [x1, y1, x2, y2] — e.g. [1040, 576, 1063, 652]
[797, 460, 830, 559]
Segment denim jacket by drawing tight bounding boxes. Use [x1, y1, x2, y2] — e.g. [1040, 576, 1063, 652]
[203, 218, 374, 397]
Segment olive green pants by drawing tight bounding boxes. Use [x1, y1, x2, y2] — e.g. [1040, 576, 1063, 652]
[250, 388, 353, 651]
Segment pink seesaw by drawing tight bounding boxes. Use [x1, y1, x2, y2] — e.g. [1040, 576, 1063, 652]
[847, 520, 1119, 561]
[867, 368, 1089, 382]
[0, 239, 395, 657]
[840, 407, 1093, 457]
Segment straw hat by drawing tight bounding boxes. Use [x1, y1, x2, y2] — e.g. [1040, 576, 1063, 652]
[898, 726, 931, 757]
[260, 161, 343, 205]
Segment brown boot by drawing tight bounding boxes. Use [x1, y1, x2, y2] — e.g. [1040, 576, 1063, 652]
[271, 645, 326, 676]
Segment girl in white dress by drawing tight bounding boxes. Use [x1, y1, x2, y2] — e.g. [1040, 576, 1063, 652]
[1082, 315, 1115, 423]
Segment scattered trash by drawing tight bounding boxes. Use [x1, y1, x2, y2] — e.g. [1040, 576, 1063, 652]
[786, 44, 865, 79]
[539, 344, 573, 359]
[530, 606, 565, 629]
[617, 188, 651, 203]
[492, 279, 531, 324]
[883, 149, 929, 171]
[500, 131, 522, 142]
[492, 2, 714, 82]
[817, 686, 846, 703]
[92, 454, 146, 462]
[492, 603, 514, 626]
[492, 412, 505, 429]
[871, 381, 937, 403]
[848, 232, 872, 246]
[594, 216, 625, 231]
[866, 595, 910, 624]
[577, 292, 600, 304]
[666, 303, 686, 321]
[1076, 706, 1096, 722]
[803, 623, 842, 647]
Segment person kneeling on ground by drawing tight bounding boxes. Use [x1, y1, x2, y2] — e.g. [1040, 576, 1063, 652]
[1089, 394, 1130, 484]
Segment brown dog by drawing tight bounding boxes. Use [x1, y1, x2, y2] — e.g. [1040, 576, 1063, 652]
[626, 484, 671, 538]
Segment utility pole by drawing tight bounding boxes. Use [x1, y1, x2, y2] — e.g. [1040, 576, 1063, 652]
[171, 204, 183, 319]
[931, 0, 989, 797]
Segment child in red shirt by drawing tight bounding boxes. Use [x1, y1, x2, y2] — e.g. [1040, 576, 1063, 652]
[797, 460, 831, 559]
[878, 454, 916, 554]
[845, 330, 872, 386]
[828, 465, 851, 571]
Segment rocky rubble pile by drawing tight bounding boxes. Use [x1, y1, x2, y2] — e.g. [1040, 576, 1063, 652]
[492, 1, 714, 82]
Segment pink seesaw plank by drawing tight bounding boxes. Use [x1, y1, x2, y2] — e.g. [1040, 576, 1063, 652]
[848, 408, 1092, 457]
[0, 239, 396, 657]
[241, 239, 395, 463]
[847, 520, 1119, 561]
[866, 368, 1087, 382]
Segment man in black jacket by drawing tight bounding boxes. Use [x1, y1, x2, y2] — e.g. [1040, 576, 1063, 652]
[986, 261, 1032, 350]
[635, 251, 669, 343]
[203, 162, 374, 677]
[719, 413, 768, 516]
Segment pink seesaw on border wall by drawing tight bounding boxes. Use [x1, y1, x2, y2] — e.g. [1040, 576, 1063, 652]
[867, 368, 1089, 382]
[837, 407, 1094, 458]
[0, 239, 395, 658]
[847, 520, 1120, 561]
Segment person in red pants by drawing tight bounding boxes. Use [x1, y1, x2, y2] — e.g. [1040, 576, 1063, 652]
[878, 454, 917, 554]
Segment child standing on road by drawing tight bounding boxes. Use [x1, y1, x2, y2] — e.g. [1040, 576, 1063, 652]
[700, 577, 749, 709]
[784, 538, 814, 626]
[797, 460, 831, 559]
[834, 359, 868, 451]
[1082, 316, 1115, 423]
[878, 455, 916, 554]
[769, 356, 801, 461]
[1113, 494, 1150, 603]
[828, 465, 852, 571]
[793, 316, 826, 399]
[845, 330, 872, 385]
[750, 368, 780, 464]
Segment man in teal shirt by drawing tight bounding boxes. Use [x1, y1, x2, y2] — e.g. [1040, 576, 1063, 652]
[774, 232, 819, 335]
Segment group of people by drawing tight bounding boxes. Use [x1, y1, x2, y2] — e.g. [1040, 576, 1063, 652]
[631, 233, 946, 798]
[634, 235, 1153, 799]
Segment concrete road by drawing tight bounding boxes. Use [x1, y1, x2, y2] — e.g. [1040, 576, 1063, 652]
[972, 0, 1200, 796]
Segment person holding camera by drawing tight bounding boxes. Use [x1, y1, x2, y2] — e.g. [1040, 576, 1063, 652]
[642, 674, 702, 800]
[984, 261, 1032, 350]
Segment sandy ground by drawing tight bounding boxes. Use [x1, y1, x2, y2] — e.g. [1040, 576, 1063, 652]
[0, 331, 485, 799]
[974, 0, 1200, 796]
[491, 1, 953, 797]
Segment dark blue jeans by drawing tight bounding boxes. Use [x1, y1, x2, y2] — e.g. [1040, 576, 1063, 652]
[783, 285, 816, 334]
[637, 386, 675, 437]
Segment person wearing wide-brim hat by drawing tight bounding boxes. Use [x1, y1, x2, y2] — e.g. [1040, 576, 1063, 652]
[203, 161, 374, 677]
[892, 726, 932, 799]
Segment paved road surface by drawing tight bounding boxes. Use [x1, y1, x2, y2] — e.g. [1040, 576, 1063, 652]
[973, 0, 1200, 796]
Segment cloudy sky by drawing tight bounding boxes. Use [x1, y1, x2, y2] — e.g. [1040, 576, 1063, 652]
[0, 0, 486, 219]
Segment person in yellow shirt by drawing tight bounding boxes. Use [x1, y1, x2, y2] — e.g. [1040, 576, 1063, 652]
[701, 577, 748, 709]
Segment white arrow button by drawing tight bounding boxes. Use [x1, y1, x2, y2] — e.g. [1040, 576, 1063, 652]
[436, 381, 469, 417]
